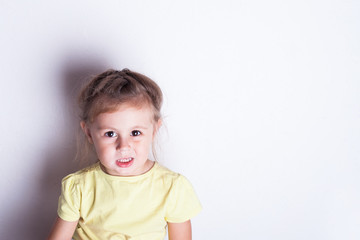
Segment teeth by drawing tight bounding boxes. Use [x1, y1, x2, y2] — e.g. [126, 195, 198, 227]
[117, 158, 132, 163]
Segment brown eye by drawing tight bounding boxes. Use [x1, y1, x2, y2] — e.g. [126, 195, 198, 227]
[105, 131, 117, 138]
[131, 130, 141, 136]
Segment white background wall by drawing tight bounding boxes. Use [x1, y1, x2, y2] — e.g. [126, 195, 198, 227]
[1, 0, 359, 239]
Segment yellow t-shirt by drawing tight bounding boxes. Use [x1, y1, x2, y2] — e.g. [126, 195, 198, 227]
[57, 162, 202, 240]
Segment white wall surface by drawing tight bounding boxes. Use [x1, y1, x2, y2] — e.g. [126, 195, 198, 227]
[1, 0, 359, 239]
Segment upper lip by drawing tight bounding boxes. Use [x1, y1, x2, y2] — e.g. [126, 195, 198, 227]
[117, 157, 133, 160]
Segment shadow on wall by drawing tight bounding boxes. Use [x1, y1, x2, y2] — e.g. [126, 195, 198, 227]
[6, 55, 109, 239]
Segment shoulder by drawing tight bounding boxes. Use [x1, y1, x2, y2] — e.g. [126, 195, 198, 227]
[152, 163, 194, 190]
[61, 162, 100, 187]
[159, 164, 202, 222]
[153, 162, 179, 177]
[152, 162, 183, 183]
[57, 164, 102, 222]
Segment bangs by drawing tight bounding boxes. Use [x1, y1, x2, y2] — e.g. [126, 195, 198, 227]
[87, 94, 153, 123]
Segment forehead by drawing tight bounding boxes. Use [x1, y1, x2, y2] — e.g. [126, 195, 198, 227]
[93, 103, 154, 127]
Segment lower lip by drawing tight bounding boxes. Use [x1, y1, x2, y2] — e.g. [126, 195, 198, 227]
[116, 158, 134, 168]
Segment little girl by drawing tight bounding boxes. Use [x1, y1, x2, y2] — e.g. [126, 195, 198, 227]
[48, 69, 202, 240]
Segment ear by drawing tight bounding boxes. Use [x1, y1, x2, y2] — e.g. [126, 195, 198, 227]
[152, 118, 162, 139]
[80, 121, 93, 144]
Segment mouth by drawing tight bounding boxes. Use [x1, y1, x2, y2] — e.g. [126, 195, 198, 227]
[116, 157, 134, 168]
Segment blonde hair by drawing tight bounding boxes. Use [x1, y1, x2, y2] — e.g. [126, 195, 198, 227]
[76, 68, 163, 164]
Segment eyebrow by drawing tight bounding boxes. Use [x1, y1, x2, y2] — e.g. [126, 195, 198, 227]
[96, 125, 149, 130]
[131, 125, 149, 130]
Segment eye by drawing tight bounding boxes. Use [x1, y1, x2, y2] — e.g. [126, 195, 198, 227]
[104, 131, 117, 138]
[131, 130, 141, 136]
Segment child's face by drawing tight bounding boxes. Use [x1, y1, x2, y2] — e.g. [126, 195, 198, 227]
[82, 103, 160, 176]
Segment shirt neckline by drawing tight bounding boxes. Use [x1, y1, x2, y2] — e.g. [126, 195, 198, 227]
[96, 161, 157, 181]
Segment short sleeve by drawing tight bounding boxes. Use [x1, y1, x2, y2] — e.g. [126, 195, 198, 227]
[57, 174, 81, 222]
[165, 175, 202, 223]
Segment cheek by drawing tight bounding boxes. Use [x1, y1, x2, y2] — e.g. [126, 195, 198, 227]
[93, 140, 113, 155]
[133, 138, 152, 151]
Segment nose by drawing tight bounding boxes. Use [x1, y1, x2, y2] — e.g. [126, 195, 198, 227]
[116, 136, 130, 151]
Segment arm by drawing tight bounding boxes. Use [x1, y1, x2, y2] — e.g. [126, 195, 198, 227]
[168, 220, 192, 240]
[47, 217, 78, 240]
